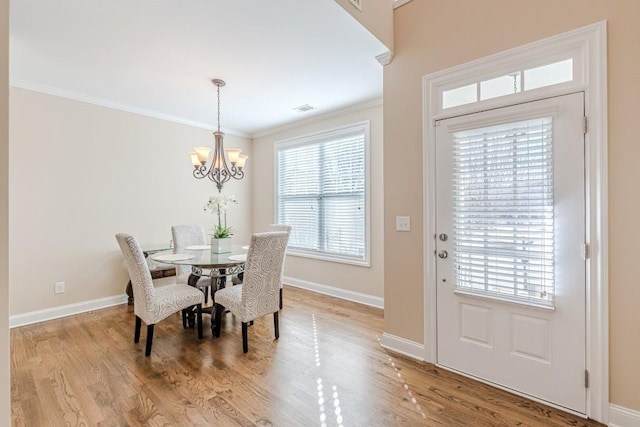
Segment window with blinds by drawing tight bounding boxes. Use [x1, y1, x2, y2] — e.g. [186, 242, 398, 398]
[452, 117, 555, 307]
[275, 123, 369, 265]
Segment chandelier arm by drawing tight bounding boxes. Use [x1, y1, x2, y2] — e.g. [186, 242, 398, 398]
[193, 166, 209, 179]
[230, 168, 244, 180]
[209, 168, 232, 192]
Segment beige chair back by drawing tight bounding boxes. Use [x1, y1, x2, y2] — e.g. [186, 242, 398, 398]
[171, 224, 206, 277]
[115, 233, 155, 323]
[240, 231, 289, 320]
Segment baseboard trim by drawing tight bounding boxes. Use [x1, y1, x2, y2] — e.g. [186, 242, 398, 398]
[609, 404, 640, 427]
[284, 277, 383, 309]
[380, 333, 426, 361]
[10, 294, 128, 328]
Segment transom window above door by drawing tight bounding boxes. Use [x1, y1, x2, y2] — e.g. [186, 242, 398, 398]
[443, 58, 574, 109]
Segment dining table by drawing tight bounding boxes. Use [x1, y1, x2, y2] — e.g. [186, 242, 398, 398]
[150, 244, 248, 332]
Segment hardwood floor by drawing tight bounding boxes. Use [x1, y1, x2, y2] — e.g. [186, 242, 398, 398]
[11, 286, 603, 426]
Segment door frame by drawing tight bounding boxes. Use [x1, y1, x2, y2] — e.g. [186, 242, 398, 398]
[422, 22, 608, 422]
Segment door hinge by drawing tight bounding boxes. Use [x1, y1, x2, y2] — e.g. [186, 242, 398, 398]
[585, 370, 589, 388]
[583, 116, 588, 134]
[582, 243, 590, 260]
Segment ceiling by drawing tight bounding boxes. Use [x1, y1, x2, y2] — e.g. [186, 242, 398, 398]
[9, 0, 386, 136]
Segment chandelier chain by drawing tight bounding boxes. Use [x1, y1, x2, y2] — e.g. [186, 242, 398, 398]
[217, 84, 221, 132]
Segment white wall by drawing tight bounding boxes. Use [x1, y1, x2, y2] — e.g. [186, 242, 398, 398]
[334, 0, 394, 54]
[9, 88, 252, 315]
[252, 102, 384, 300]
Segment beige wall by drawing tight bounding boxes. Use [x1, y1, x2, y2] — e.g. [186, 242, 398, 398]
[384, 0, 640, 411]
[253, 103, 384, 299]
[334, 0, 394, 54]
[9, 88, 252, 315]
[0, 0, 10, 422]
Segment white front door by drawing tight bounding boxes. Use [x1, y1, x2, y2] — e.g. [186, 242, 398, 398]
[435, 93, 586, 414]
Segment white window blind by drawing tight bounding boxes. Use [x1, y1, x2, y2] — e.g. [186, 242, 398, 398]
[452, 117, 555, 307]
[276, 125, 368, 264]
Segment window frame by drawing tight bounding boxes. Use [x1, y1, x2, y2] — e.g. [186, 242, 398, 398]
[273, 121, 371, 267]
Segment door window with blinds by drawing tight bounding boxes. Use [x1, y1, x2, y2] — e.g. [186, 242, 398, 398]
[452, 117, 555, 307]
[275, 122, 370, 266]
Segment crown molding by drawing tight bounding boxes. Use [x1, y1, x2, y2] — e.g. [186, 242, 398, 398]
[376, 51, 393, 66]
[9, 79, 250, 138]
[393, 0, 413, 9]
[252, 98, 383, 139]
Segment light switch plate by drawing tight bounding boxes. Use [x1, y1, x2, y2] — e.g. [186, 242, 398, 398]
[396, 216, 411, 232]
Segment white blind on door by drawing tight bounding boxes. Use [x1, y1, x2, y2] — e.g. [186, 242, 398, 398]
[452, 117, 555, 307]
[277, 128, 366, 262]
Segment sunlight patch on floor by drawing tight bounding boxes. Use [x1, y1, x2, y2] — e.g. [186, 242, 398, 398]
[377, 336, 427, 420]
[313, 314, 345, 427]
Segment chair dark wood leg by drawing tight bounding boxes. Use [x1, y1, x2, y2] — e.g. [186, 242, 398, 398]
[196, 304, 203, 339]
[126, 280, 134, 305]
[274, 311, 279, 340]
[242, 322, 248, 353]
[204, 286, 209, 304]
[279, 287, 283, 310]
[145, 324, 154, 357]
[134, 316, 141, 343]
[182, 309, 187, 329]
[213, 304, 224, 337]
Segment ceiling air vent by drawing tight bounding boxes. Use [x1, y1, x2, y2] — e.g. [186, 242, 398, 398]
[348, 0, 362, 10]
[293, 104, 315, 113]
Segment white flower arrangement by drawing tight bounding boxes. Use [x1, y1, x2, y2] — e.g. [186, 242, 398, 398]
[204, 194, 238, 238]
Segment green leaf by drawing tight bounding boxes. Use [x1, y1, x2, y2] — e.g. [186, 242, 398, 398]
[212, 225, 234, 239]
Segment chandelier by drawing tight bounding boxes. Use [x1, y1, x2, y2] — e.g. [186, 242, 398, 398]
[190, 79, 247, 192]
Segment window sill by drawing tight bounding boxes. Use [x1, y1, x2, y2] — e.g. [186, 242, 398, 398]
[287, 249, 370, 268]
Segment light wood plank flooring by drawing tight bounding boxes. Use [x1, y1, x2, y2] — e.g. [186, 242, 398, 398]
[11, 286, 603, 426]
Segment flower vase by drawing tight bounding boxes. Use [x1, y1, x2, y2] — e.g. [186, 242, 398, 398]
[211, 237, 232, 254]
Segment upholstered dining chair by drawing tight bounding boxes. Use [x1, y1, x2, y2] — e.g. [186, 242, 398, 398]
[116, 233, 204, 356]
[213, 231, 289, 353]
[171, 224, 213, 302]
[231, 224, 291, 305]
[268, 224, 291, 309]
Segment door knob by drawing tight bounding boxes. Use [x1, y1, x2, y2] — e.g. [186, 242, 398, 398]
[438, 250, 448, 259]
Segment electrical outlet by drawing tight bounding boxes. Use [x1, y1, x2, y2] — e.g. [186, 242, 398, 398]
[396, 216, 411, 232]
[54, 281, 65, 294]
